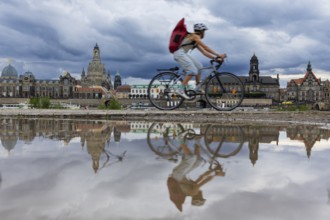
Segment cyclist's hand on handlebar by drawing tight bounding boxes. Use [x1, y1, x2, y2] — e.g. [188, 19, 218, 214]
[214, 53, 227, 62]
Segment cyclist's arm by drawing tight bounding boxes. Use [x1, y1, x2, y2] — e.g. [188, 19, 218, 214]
[196, 45, 216, 59]
[190, 34, 227, 60]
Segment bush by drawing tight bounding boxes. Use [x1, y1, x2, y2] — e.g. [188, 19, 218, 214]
[99, 98, 122, 110]
[29, 97, 51, 109]
[29, 97, 39, 108]
[40, 97, 51, 108]
[277, 104, 308, 111]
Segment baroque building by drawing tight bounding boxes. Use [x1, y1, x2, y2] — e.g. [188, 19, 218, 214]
[0, 63, 77, 98]
[80, 43, 113, 90]
[239, 54, 280, 101]
[0, 44, 114, 99]
[114, 71, 122, 89]
[286, 61, 322, 102]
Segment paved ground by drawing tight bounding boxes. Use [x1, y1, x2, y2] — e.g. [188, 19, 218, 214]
[1, 108, 330, 127]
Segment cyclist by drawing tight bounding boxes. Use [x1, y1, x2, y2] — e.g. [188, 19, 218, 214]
[173, 23, 227, 99]
[167, 130, 225, 211]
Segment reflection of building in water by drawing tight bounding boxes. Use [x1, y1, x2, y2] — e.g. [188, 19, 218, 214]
[77, 121, 113, 173]
[114, 127, 121, 143]
[286, 125, 330, 158]
[130, 122, 153, 133]
[112, 122, 131, 143]
[0, 119, 18, 155]
[203, 125, 280, 165]
[133, 122, 193, 134]
[242, 125, 281, 165]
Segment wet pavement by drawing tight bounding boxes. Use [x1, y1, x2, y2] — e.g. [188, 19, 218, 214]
[0, 118, 330, 220]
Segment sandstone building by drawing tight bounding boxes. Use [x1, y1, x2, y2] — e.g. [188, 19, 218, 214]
[286, 61, 330, 102]
[0, 44, 113, 99]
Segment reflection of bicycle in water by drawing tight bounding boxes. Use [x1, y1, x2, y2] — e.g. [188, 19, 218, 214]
[147, 122, 245, 211]
[147, 122, 244, 161]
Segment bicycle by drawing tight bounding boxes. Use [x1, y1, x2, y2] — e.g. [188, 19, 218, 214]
[147, 59, 244, 111]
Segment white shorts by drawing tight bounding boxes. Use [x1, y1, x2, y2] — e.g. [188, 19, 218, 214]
[173, 48, 202, 76]
[171, 154, 204, 181]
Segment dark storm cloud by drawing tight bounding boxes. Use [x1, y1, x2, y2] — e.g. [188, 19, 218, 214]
[207, 0, 319, 28]
[203, 0, 330, 77]
[0, 0, 330, 86]
[0, 1, 86, 62]
[100, 18, 166, 62]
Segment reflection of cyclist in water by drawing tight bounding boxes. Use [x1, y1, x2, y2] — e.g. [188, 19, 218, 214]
[167, 133, 225, 211]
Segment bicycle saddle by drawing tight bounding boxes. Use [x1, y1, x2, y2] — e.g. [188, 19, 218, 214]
[157, 67, 179, 71]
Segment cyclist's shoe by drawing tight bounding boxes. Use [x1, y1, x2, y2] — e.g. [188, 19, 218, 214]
[194, 88, 205, 94]
[177, 130, 190, 140]
[173, 88, 191, 99]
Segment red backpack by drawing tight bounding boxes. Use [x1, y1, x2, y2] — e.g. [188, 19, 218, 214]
[168, 18, 189, 53]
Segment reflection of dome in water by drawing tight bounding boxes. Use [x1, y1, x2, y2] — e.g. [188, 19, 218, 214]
[1, 138, 17, 152]
[1, 64, 18, 78]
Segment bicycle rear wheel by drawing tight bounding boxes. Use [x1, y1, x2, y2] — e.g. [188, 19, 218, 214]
[147, 71, 184, 110]
[205, 72, 244, 111]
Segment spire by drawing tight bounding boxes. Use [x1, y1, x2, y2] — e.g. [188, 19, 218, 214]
[250, 53, 258, 63]
[93, 43, 100, 61]
[307, 61, 312, 72]
[81, 68, 85, 77]
[7, 58, 13, 64]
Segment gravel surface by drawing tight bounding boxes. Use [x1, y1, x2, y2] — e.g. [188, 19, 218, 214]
[1, 109, 330, 128]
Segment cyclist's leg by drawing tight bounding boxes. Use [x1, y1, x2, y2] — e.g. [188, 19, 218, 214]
[174, 49, 199, 75]
[174, 49, 199, 85]
[187, 55, 205, 92]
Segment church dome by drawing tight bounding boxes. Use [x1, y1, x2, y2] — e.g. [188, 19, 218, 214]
[1, 64, 18, 78]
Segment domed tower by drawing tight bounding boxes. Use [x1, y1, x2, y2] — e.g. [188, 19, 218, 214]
[114, 71, 122, 90]
[86, 43, 112, 90]
[1, 64, 18, 79]
[20, 71, 36, 98]
[1, 63, 20, 97]
[249, 53, 260, 82]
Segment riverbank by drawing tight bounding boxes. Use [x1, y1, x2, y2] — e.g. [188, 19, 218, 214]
[0, 108, 330, 127]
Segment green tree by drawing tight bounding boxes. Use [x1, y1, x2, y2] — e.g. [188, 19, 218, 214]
[99, 98, 122, 110]
[29, 97, 51, 109]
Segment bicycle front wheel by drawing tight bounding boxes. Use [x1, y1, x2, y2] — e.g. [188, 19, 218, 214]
[205, 72, 244, 111]
[147, 71, 184, 110]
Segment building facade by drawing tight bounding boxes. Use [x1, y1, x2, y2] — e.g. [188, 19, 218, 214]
[80, 43, 113, 90]
[114, 71, 122, 90]
[286, 62, 323, 102]
[0, 64, 77, 99]
[322, 80, 330, 102]
[0, 44, 113, 99]
[240, 54, 280, 101]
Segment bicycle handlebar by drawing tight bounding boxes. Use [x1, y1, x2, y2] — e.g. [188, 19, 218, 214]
[210, 59, 224, 71]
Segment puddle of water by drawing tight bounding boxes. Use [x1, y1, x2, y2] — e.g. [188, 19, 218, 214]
[0, 119, 330, 220]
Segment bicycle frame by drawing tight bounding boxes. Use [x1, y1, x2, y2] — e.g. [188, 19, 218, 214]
[158, 60, 223, 87]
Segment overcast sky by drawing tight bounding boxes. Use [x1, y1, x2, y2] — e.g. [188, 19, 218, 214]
[0, 0, 329, 87]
